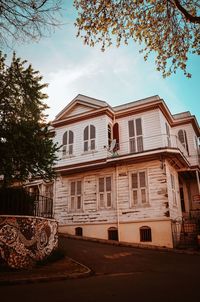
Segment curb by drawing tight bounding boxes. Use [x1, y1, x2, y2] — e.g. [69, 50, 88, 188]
[59, 233, 200, 256]
[0, 258, 92, 286]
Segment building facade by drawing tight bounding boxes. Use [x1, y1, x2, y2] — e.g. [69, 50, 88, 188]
[37, 94, 200, 248]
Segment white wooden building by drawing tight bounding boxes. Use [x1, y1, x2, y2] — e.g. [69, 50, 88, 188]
[34, 94, 200, 248]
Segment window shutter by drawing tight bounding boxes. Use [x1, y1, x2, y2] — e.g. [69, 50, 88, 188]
[184, 130, 189, 154]
[136, 118, 142, 136]
[71, 182, 75, 195]
[113, 122, 120, 150]
[69, 130, 73, 144]
[178, 130, 184, 144]
[63, 131, 68, 145]
[106, 177, 111, 191]
[139, 172, 146, 187]
[84, 126, 89, 140]
[132, 173, 138, 189]
[99, 178, 104, 192]
[90, 125, 95, 139]
[108, 124, 112, 146]
[77, 181, 82, 195]
[128, 120, 135, 137]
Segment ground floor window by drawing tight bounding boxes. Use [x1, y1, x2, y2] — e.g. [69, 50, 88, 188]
[108, 227, 118, 241]
[130, 170, 148, 206]
[75, 227, 83, 236]
[70, 180, 83, 211]
[140, 226, 152, 242]
[98, 176, 112, 209]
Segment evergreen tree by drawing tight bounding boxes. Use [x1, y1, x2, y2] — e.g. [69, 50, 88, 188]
[0, 52, 58, 187]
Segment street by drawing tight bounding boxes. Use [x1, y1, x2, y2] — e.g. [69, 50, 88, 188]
[1, 237, 200, 302]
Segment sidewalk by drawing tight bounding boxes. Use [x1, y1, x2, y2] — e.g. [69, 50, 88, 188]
[0, 256, 92, 286]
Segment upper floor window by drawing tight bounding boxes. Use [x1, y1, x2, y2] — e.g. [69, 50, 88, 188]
[128, 118, 143, 153]
[63, 130, 74, 157]
[70, 180, 82, 211]
[84, 125, 95, 152]
[98, 176, 112, 209]
[130, 170, 148, 206]
[108, 124, 112, 148]
[113, 122, 120, 151]
[178, 129, 189, 154]
[165, 123, 171, 147]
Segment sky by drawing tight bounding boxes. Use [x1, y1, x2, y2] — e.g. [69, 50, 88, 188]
[5, 1, 200, 123]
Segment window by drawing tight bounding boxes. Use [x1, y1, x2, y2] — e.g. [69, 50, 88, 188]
[84, 125, 96, 152]
[128, 118, 143, 153]
[170, 174, 177, 206]
[108, 227, 118, 241]
[108, 124, 112, 148]
[165, 123, 171, 147]
[140, 226, 152, 242]
[70, 180, 82, 211]
[75, 227, 83, 236]
[63, 130, 74, 157]
[130, 171, 148, 206]
[98, 176, 112, 208]
[178, 129, 189, 154]
[113, 122, 120, 151]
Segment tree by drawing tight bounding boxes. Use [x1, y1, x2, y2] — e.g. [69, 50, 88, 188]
[74, 0, 200, 77]
[0, 0, 62, 49]
[0, 52, 58, 187]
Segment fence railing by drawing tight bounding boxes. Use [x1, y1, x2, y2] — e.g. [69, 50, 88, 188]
[0, 189, 53, 219]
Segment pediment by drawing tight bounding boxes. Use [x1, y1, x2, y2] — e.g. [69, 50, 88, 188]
[54, 94, 108, 122]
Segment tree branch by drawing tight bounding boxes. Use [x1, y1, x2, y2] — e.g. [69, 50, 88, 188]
[173, 0, 200, 23]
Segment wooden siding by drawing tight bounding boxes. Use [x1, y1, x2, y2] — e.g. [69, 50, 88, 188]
[165, 160, 182, 220]
[54, 160, 170, 226]
[64, 104, 94, 118]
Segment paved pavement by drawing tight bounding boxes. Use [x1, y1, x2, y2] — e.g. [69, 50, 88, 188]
[0, 234, 200, 285]
[0, 254, 91, 285]
[1, 235, 200, 302]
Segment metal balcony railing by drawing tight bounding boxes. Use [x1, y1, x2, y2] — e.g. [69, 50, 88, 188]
[0, 190, 53, 219]
[108, 134, 199, 164]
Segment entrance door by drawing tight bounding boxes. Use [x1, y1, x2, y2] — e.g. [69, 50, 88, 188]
[180, 187, 186, 212]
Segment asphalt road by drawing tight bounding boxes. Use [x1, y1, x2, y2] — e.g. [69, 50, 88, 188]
[1, 237, 200, 302]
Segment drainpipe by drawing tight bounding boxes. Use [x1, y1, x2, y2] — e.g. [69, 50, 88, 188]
[196, 170, 200, 194]
[115, 165, 120, 241]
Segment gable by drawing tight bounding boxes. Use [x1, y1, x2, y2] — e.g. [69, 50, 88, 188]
[61, 103, 95, 119]
[54, 94, 109, 122]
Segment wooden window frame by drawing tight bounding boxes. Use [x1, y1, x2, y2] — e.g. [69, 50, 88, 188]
[178, 129, 189, 154]
[62, 130, 74, 157]
[129, 170, 149, 207]
[84, 125, 96, 152]
[128, 118, 143, 153]
[98, 175, 113, 209]
[69, 179, 83, 212]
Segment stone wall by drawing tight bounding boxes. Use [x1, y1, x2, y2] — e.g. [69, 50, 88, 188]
[0, 215, 58, 269]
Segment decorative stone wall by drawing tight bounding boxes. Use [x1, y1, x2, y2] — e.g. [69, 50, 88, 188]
[0, 215, 58, 269]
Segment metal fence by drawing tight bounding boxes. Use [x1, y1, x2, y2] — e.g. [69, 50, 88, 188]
[0, 189, 53, 219]
[172, 213, 200, 249]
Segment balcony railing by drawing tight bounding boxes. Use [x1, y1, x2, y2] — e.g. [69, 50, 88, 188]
[109, 134, 198, 163]
[0, 189, 53, 219]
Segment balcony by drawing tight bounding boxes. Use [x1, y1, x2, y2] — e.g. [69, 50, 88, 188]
[107, 134, 199, 167]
